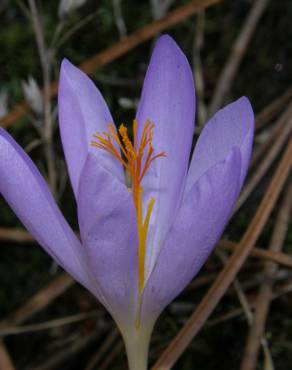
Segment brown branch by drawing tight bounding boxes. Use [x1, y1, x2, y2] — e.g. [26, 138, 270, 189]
[207, 278, 292, 328]
[0, 273, 73, 329]
[99, 341, 124, 370]
[84, 328, 120, 370]
[186, 269, 291, 301]
[152, 138, 292, 369]
[0, 227, 34, 243]
[192, 11, 207, 126]
[2, 228, 292, 269]
[0, 274, 74, 370]
[240, 183, 292, 370]
[233, 104, 292, 215]
[216, 249, 274, 367]
[0, 311, 99, 337]
[0, 0, 220, 129]
[28, 0, 56, 195]
[255, 87, 292, 131]
[0, 345, 15, 370]
[218, 239, 292, 270]
[250, 106, 290, 172]
[209, 0, 270, 115]
[32, 331, 98, 370]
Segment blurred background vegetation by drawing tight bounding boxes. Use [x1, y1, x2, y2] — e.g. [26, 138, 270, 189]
[0, 0, 292, 369]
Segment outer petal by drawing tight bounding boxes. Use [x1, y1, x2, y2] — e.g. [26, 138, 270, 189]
[0, 129, 98, 297]
[58, 59, 123, 197]
[78, 153, 138, 326]
[142, 147, 241, 322]
[136, 35, 195, 278]
[186, 97, 254, 192]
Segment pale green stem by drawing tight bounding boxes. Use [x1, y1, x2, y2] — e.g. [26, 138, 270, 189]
[122, 325, 152, 370]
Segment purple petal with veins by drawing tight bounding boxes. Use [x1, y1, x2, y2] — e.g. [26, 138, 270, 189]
[0, 34, 254, 370]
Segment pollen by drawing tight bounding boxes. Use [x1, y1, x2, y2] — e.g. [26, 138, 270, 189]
[91, 120, 166, 295]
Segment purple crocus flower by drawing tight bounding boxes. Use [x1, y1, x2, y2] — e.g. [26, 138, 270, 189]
[0, 35, 254, 369]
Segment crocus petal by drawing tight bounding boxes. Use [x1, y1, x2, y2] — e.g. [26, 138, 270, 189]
[0, 128, 98, 296]
[142, 147, 241, 322]
[58, 59, 123, 197]
[186, 97, 254, 195]
[78, 153, 138, 325]
[136, 35, 195, 278]
[186, 97, 254, 193]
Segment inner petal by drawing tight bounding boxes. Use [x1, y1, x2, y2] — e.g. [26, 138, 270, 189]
[91, 120, 166, 296]
[135, 35, 195, 279]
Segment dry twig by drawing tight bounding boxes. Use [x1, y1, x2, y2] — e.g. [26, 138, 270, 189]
[0, 273, 73, 329]
[207, 278, 292, 328]
[85, 329, 120, 370]
[250, 106, 291, 172]
[150, 0, 176, 20]
[0, 0, 220, 129]
[0, 311, 99, 337]
[99, 340, 124, 370]
[28, 0, 56, 194]
[217, 249, 274, 368]
[218, 239, 292, 269]
[152, 138, 292, 369]
[32, 331, 98, 370]
[0, 227, 34, 243]
[240, 184, 292, 370]
[112, 0, 127, 39]
[255, 87, 292, 131]
[0, 345, 15, 370]
[209, 0, 270, 115]
[192, 11, 207, 126]
[233, 104, 292, 214]
[2, 229, 292, 269]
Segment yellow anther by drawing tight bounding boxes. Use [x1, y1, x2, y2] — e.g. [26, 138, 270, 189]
[119, 124, 136, 162]
[92, 120, 166, 296]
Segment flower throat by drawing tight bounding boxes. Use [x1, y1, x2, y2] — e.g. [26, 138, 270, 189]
[91, 120, 166, 294]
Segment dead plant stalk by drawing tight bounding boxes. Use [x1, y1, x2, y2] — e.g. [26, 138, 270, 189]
[152, 138, 292, 369]
[209, 0, 270, 115]
[240, 184, 292, 370]
[0, 0, 220, 130]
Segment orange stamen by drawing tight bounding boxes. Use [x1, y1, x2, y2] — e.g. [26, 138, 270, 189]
[91, 120, 166, 295]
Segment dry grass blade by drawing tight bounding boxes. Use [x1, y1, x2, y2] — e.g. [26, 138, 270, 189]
[209, 0, 270, 115]
[3, 229, 292, 269]
[218, 239, 292, 269]
[32, 331, 98, 370]
[250, 107, 291, 172]
[186, 274, 217, 291]
[0, 345, 15, 370]
[0, 311, 98, 337]
[0, 0, 220, 129]
[255, 87, 292, 131]
[84, 328, 120, 370]
[0, 274, 79, 370]
[0, 227, 34, 243]
[99, 341, 124, 370]
[216, 250, 274, 368]
[187, 260, 291, 295]
[152, 139, 292, 369]
[220, 251, 275, 368]
[233, 105, 292, 214]
[0, 273, 73, 329]
[240, 184, 292, 370]
[207, 278, 292, 328]
[192, 11, 207, 126]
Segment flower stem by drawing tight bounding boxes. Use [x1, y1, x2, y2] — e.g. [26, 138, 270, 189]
[123, 326, 152, 370]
